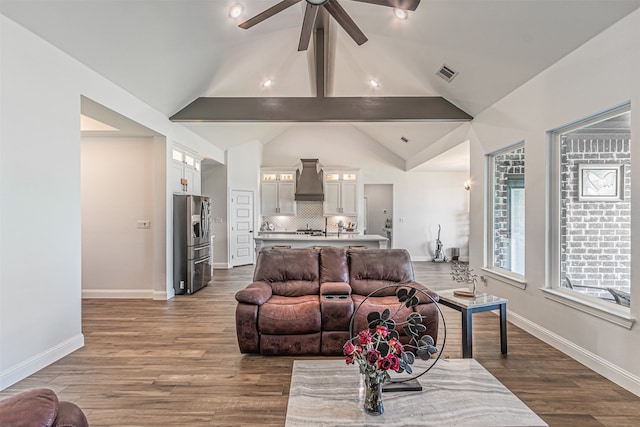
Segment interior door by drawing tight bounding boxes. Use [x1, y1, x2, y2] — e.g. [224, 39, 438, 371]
[230, 190, 255, 267]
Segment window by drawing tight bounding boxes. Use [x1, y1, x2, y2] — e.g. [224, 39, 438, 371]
[506, 175, 525, 275]
[549, 105, 631, 309]
[486, 143, 526, 279]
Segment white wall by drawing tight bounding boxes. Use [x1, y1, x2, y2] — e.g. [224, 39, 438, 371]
[0, 15, 219, 389]
[467, 9, 640, 394]
[1, 14, 84, 389]
[81, 137, 164, 298]
[262, 124, 470, 260]
[227, 140, 262, 192]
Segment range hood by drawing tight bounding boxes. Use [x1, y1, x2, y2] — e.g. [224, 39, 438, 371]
[295, 159, 324, 202]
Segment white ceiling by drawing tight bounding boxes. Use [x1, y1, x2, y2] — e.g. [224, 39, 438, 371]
[80, 96, 162, 138]
[3, 0, 639, 168]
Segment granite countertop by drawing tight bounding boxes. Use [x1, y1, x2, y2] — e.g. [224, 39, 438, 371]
[254, 234, 387, 241]
[259, 231, 361, 235]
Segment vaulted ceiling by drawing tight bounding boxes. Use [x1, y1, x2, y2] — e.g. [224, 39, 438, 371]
[2, 0, 639, 168]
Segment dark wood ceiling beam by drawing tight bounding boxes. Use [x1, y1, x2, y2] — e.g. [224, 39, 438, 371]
[170, 96, 472, 122]
[315, 28, 325, 98]
[172, 3, 473, 124]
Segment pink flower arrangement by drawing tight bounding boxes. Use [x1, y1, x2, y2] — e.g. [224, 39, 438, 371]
[344, 287, 440, 386]
[343, 325, 411, 382]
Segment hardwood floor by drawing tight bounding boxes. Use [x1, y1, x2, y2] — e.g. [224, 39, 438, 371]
[3, 262, 640, 426]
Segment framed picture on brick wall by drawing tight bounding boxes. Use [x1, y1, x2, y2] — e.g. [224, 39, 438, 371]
[578, 163, 624, 201]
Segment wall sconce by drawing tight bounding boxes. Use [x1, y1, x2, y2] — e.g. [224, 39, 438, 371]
[464, 180, 471, 191]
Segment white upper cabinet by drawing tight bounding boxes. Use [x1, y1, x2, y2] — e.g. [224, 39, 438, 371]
[172, 147, 202, 195]
[261, 170, 296, 216]
[323, 170, 358, 216]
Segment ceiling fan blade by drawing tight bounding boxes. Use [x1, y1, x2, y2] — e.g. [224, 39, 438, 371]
[298, 4, 320, 51]
[349, 0, 420, 12]
[324, 0, 368, 46]
[239, 0, 302, 29]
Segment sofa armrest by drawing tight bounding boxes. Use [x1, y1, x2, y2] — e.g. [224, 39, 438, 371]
[320, 282, 352, 296]
[405, 282, 440, 304]
[0, 388, 89, 427]
[54, 401, 89, 427]
[235, 281, 272, 305]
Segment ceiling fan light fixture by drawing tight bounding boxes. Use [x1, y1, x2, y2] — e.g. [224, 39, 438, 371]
[393, 8, 408, 20]
[238, 0, 419, 50]
[228, 4, 243, 19]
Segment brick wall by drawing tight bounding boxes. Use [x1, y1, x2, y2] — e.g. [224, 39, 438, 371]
[560, 134, 631, 298]
[492, 146, 525, 271]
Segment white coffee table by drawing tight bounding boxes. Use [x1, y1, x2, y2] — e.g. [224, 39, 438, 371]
[285, 359, 547, 426]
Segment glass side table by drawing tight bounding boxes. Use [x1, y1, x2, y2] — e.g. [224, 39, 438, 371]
[437, 288, 508, 358]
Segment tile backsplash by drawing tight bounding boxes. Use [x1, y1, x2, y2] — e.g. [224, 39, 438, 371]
[262, 201, 357, 232]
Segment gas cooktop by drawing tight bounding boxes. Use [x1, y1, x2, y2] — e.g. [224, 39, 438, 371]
[296, 229, 324, 236]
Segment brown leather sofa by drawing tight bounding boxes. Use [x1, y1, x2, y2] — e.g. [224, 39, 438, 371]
[0, 388, 89, 427]
[235, 247, 439, 356]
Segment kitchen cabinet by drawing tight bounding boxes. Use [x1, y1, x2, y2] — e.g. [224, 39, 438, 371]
[172, 148, 201, 195]
[261, 170, 296, 216]
[323, 170, 358, 216]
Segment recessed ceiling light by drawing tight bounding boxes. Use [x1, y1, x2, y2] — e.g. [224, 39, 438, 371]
[229, 4, 243, 19]
[369, 79, 380, 88]
[393, 8, 408, 20]
[262, 79, 273, 88]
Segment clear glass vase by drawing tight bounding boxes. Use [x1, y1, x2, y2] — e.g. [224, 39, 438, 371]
[363, 373, 384, 416]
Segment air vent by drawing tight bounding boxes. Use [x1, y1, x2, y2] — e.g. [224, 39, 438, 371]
[437, 64, 458, 82]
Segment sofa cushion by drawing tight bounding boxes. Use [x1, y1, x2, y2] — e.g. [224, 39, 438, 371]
[319, 247, 349, 284]
[253, 248, 320, 296]
[258, 295, 321, 335]
[349, 249, 415, 296]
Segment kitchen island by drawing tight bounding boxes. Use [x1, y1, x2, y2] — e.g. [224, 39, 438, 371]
[254, 233, 388, 253]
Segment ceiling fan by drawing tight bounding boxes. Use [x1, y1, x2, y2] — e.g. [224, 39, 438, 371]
[239, 0, 420, 51]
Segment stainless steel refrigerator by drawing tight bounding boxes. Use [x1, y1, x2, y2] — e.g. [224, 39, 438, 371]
[173, 194, 213, 294]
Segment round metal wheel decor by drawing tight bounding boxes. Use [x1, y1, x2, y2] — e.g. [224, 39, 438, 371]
[348, 284, 447, 391]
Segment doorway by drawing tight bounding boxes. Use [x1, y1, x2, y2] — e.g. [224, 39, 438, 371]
[363, 184, 393, 247]
[80, 97, 165, 299]
[229, 190, 255, 266]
